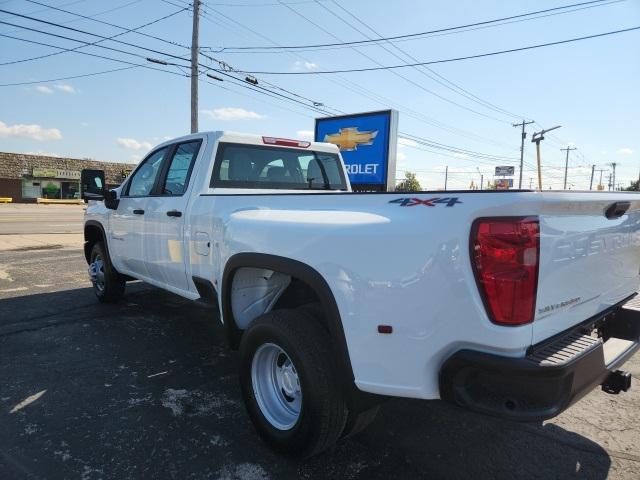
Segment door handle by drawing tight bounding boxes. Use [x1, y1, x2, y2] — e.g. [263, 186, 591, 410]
[133, 209, 145, 215]
[166, 210, 182, 217]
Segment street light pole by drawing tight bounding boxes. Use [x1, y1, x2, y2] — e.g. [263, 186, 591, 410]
[531, 125, 561, 191]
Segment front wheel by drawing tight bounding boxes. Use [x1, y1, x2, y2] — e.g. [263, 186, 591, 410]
[239, 308, 348, 457]
[89, 241, 125, 303]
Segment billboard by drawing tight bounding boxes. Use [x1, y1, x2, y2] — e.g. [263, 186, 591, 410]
[495, 179, 514, 190]
[495, 166, 515, 176]
[315, 110, 398, 191]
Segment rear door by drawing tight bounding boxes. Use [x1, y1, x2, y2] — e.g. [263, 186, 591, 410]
[110, 147, 170, 278]
[533, 196, 640, 343]
[144, 139, 203, 293]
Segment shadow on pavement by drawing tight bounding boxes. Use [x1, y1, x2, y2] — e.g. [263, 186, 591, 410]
[0, 286, 611, 479]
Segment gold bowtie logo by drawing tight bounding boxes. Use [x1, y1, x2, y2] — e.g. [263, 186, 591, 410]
[323, 127, 378, 151]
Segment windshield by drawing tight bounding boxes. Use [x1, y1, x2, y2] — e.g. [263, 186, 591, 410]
[210, 142, 347, 190]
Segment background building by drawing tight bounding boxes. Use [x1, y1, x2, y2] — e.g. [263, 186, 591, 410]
[0, 152, 136, 202]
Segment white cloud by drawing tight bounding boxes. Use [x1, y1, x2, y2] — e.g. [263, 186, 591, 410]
[117, 138, 152, 151]
[617, 148, 633, 156]
[296, 130, 314, 139]
[35, 85, 54, 94]
[200, 107, 264, 120]
[130, 154, 142, 162]
[453, 152, 470, 159]
[398, 137, 418, 148]
[0, 120, 62, 141]
[396, 152, 407, 162]
[25, 150, 61, 157]
[55, 84, 76, 93]
[292, 61, 318, 71]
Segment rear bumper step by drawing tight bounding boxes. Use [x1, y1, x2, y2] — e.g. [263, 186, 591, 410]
[439, 298, 640, 422]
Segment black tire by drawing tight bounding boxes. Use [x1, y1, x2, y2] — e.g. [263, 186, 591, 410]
[89, 241, 125, 303]
[297, 302, 380, 439]
[239, 308, 348, 457]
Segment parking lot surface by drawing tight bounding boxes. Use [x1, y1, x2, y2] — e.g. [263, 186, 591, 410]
[1, 206, 640, 479]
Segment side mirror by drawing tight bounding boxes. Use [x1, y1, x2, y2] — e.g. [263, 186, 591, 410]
[81, 169, 106, 202]
[104, 189, 119, 210]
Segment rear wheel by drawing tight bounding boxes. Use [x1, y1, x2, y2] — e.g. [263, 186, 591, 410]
[239, 308, 348, 457]
[89, 241, 125, 303]
[298, 302, 379, 439]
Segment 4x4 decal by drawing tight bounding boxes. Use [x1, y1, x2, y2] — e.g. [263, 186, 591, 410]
[389, 197, 462, 207]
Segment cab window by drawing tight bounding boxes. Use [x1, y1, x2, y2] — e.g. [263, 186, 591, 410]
[125, 147, 168, 196]
[160, 140, 201, 196]
[211, 143, 346, 190]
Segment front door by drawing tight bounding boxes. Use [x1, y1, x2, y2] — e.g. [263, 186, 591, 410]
[144, 139, 203, 292]
[109, 146, 170, 278]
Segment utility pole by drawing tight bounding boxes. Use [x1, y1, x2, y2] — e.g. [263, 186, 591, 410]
[513, 120, 534, 189]
[529, 177, 533, 189]
[476, 167, 483, 190]
[531, 125, 561, 191]
[589, 165, 595, 190]
[595, 169, 606, 190]
[190, 0, 200, 133]
[608, 173, 612, 191]
[609, 162, 617, 192]
[560, 146, 577, 190]
[444, 165, 448, 191]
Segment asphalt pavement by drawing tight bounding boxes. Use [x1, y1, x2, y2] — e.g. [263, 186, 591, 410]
[0, 204, 84, 234]
[1, 206, 639, 479]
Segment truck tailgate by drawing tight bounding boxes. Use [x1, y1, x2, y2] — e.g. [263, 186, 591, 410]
[534, 197, 640, 343]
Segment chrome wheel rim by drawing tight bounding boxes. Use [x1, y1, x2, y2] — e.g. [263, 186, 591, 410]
[251, 343, 302, 430]
[89, 254, 106, 293]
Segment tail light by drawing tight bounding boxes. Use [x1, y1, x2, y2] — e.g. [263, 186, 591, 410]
[471, 217, 540, 326]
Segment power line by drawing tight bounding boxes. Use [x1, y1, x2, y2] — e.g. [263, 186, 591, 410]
[0, 7, 192, 64]
[0, 64, 138, 86]
[198, 4, 518, 148]
[22, 0, 190, 49]
[210, 0, 616, 51]
[324, 0, 527, 121]
[306, 0, 514, 125]
[0, 8, 188, 66]
[241, 26, 640, 75]
[0, 32, 189, 77]
[0, 21, 191, 68]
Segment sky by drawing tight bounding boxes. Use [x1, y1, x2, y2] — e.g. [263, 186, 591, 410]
[0, 0, 639, 190]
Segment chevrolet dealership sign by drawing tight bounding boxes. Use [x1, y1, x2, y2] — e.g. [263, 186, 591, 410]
[315, 110, 398, 191]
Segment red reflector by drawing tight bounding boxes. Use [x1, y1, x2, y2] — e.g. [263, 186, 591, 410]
[471, 217, 539, 326]
[377, 325, 393, 334]
[262, 136, 310, 148]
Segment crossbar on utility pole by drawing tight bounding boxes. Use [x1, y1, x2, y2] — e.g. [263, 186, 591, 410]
[589, 165, 595, 190]
[190, 0, 200, 134]
[513, 120, 534, 189]
[560, 146, 577, 190]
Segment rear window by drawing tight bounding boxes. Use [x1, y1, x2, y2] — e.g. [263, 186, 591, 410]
[210, 143, 347, 190]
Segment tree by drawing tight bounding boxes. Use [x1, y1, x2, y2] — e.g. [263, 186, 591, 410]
[396, 171, 422, 192]
[623, 179, 639, 191]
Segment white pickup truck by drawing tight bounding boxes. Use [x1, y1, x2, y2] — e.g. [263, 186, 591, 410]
[81, 131, 640, 457]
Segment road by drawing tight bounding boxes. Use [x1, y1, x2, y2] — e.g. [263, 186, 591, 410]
[0, 208, 639, 479]
[0, 204, 84, 234]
